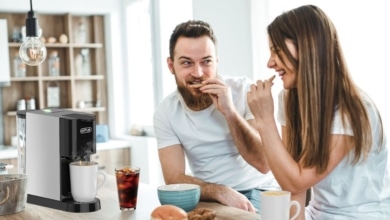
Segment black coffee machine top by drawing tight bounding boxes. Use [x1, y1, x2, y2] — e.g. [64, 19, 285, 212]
[60, 113, 96, 160]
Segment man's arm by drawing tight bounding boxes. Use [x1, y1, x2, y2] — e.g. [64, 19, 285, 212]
[199, 78, 269, 173]
[225, 115, 270, 174]
[158, 144, 257, 212]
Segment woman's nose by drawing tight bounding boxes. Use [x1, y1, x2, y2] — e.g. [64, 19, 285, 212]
[267, 56, 276, 69]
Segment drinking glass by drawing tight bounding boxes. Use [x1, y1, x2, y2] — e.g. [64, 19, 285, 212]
[115, 166, 140, 210]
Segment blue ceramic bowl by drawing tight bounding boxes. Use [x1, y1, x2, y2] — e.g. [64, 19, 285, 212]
[157, 183, 200, 212]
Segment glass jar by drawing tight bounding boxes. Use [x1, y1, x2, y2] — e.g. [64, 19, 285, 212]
[48, 50, 60, 76]
[47, 81, 60, 107]
[13, 52, 26, 77]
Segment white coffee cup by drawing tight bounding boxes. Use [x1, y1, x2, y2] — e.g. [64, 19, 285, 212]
[261, 190, 301, 220]
[69, 161, 106, 203]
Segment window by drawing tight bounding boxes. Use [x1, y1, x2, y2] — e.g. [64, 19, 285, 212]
[123, 0, 192, 136]
[125, 0, 155, 128]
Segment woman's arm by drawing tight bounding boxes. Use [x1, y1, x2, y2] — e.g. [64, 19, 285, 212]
[265, 124, 349, 192]
[247, 79, 349, 193]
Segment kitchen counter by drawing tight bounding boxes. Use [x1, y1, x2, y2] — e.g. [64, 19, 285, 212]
[1, 174, 261, 220]
[0, 145, 17, 160]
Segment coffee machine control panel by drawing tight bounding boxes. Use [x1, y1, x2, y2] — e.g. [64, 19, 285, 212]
[60, 113, 96, 160]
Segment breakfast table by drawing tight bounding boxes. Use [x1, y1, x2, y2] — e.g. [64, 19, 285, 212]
[1, 173, 261, 220]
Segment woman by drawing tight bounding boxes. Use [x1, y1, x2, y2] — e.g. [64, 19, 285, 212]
[246, 5, 390, 219]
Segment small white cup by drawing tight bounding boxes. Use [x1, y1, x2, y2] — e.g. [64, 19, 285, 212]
[69, 161, 106, 203]
[261, 190, 301, 220]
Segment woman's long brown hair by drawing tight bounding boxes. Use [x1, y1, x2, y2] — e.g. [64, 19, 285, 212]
[268, 5, 383, 174]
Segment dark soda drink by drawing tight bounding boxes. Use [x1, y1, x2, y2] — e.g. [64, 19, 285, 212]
[115, 167, 140, 210]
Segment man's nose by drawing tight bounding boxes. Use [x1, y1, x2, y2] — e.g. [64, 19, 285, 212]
[192, 64, 203, 77]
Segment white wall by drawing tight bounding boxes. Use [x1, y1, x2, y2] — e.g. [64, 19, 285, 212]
[192, 0, 254, 79]
[0, 0, 120, 14]
[259, 0, 390, 133]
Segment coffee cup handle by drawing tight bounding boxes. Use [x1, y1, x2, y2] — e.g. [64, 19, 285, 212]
[97, 170, 106, 190]
[289, 200, 301, 220]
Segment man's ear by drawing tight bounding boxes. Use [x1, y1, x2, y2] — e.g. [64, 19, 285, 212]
[167, 57, 174, 74]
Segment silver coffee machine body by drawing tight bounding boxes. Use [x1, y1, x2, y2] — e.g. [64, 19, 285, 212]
[21, 109, 100, 212]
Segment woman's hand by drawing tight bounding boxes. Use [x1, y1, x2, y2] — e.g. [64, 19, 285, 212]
[247, 76, 275, 124]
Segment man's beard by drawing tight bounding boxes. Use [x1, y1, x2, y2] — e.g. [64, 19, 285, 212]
[173, 70, 213, 110]
[177, 85, 213, 110]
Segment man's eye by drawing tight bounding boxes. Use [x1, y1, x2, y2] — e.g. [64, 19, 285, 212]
[181, 61, 191, 65]
[203, 60, 212, 64]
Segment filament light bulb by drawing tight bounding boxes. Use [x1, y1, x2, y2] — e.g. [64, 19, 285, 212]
[19, 0, 46, 66]
[19, 36, 46, 66]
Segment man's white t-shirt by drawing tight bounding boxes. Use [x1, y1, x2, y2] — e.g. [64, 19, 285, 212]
[278, 89, 390, 219]
[154, 75, 279, 191]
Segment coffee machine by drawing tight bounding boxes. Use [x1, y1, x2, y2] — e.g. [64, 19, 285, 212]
[17, 109, 101, 212]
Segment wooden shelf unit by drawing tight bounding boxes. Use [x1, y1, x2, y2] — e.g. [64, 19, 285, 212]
[0, 12, 108, 146]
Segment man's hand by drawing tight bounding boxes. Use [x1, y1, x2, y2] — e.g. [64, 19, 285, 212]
[199, 78, 236, 116]
[215, 186, 257, 213]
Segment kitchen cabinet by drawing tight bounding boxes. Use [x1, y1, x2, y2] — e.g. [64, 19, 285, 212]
[91, 147, 131, 175]
[125, 136, 165, 187]
[0, 12, 108, 146]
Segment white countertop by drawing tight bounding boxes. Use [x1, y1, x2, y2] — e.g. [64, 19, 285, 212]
[0, 145, 17, 160]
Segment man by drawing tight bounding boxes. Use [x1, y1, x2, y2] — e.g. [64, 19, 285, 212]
[153, 20, 279, 213]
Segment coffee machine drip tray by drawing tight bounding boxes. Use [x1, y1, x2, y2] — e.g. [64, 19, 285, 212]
[27, 194, 101, 212]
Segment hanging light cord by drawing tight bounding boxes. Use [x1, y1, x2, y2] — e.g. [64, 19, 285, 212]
[26, 0, 37, 37]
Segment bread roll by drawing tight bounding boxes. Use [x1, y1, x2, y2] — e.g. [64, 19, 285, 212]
[151, 205, 188, 220]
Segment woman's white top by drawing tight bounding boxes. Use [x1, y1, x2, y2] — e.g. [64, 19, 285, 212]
[278, 90, 390, 219]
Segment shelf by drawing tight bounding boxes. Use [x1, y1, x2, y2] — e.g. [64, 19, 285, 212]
[11, 77, 40, 81]
[1, 12, 108, 146]
[8, 42, 103, 49]
[75, 75, 104, 80]
[72, 43, 103, 48]
[41, 76, 72, 81]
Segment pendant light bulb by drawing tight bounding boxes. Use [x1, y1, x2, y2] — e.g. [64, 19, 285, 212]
[19, 37, 46, 66]
[19, 0, 47, 66]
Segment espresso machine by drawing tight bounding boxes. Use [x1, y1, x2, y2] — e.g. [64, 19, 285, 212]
[16, 109, 101, 212]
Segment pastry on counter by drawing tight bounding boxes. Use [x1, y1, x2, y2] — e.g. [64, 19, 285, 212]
[188, 208, 217, 220]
